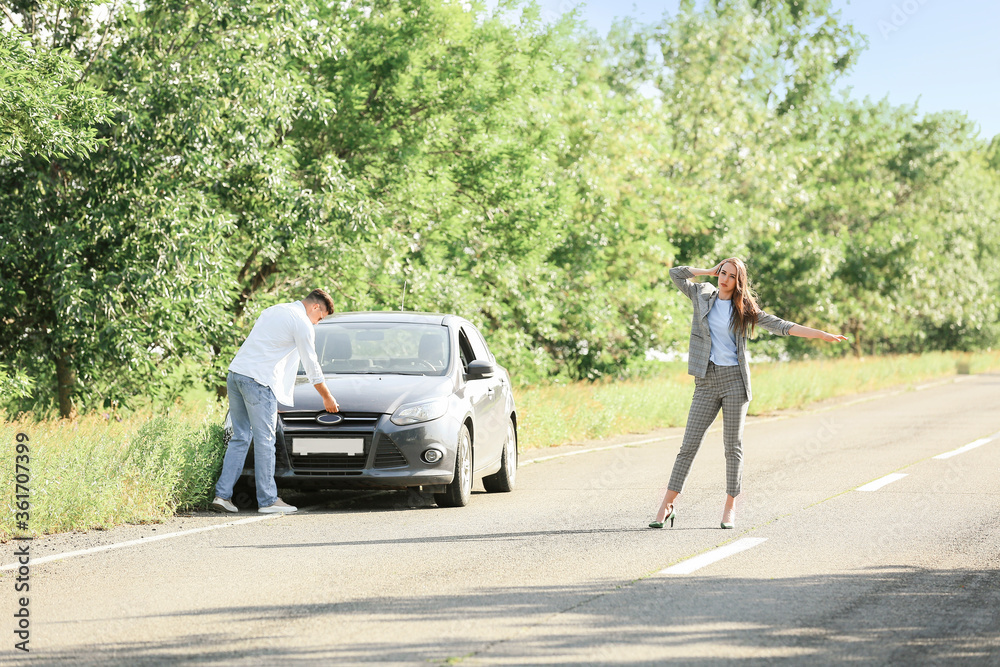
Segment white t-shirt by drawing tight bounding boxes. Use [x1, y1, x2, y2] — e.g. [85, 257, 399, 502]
[228, 301, 325, 405]
[707, 297, 739, 366]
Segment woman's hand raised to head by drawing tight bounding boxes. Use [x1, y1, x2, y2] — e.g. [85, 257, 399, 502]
[710, 260, 725, 276]
[687, 264, 722, 277]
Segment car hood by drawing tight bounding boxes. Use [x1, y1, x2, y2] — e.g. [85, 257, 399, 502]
[283, 374, 455, 414]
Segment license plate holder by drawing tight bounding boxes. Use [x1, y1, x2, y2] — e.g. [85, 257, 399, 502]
[293, 437, 364, 456]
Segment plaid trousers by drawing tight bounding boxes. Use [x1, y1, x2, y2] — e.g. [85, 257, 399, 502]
[668, 362, 749, 497]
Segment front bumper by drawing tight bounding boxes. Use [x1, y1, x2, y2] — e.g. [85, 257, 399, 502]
[241, 411, 460, 490]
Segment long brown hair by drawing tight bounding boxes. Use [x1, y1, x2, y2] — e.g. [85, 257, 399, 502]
[721, 257, 761, 339]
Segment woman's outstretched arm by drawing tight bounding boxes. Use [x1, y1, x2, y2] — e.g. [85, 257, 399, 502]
[788, 324, 849, 343]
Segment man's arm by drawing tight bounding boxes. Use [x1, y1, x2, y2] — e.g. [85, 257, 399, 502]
[292, 316, 340, 412]
[313, 381, 340, 413]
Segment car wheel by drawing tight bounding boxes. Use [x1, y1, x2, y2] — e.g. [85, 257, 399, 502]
[435, 424, 472, 508]
[231, 479, 256, 510]
[483, 417, 517, 493]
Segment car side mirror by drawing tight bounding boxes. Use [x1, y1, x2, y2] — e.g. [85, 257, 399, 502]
[465, 359, 496, 380]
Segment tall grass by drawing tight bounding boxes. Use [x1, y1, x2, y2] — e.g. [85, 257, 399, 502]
[517, 350, 1000, 449]
[516, 363, 695, 449]
[1, 401, 227, 540]
[2, 350, 998, 539]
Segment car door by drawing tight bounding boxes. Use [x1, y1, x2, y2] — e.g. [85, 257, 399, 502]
[458, 326, 504, 469]
[469, 325, 510, 455]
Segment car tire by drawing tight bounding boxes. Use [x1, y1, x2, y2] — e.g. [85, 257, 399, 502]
[435, 424, 472, 508]
[231, 479, 256, 510]
[483, 417, 517, 493]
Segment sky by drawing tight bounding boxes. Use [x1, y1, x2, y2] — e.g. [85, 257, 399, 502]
[531, 0, 1000, 140]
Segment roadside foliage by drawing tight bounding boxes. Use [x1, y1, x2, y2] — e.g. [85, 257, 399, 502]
[1, 0, 999, 417]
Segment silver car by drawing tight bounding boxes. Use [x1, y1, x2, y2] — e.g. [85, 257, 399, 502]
[235, 311, 517, 507]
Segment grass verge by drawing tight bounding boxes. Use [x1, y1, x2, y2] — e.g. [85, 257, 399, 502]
[2, 350, 998, 540]
[1, 401, 227, 540]
[516, 350, 1000, 449]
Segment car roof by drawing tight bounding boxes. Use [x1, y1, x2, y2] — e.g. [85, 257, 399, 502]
[320, 311, 459, 327]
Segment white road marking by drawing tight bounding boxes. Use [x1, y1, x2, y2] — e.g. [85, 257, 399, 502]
[914, 375, 970, 391]
[659, 537, 768, 575]
[1, 490, 387, 572]
[855, 473, 908, 492]
[520, 436, 680, 466]
[0, 513, 284, 571]
[933, 431, 1000, 460]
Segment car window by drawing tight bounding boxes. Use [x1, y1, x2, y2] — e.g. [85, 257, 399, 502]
[457, 329, 475, 374]
[466, 326, 494, 363]
[308, 323, 450, 375]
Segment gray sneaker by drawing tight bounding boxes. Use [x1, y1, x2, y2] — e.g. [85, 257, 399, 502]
[211, 496, 238, 513]
[258, 498, 298, 514]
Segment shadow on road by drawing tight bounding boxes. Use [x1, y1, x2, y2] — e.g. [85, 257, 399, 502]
[29, 566, 1000, 665]
[222, 526, 655, 549]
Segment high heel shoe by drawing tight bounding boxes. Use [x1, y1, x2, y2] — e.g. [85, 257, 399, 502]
[720, 506, 735, 529]
[649, 506, 676, 529]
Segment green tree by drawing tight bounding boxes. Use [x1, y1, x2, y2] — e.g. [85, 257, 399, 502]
[1, 0, 119, 415]
[3, 0, 998, 417]
[1, 0, 588, 411]
[0, 6, 116, 161]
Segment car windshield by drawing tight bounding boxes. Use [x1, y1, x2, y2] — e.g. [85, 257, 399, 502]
[305, 322, 451, 376]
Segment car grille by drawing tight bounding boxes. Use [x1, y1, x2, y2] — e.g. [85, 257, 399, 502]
[280, 412, 381, 429]
[278, 411, 383, 474]
[293, 455, 366, 475]
[373, 440, 408, 469]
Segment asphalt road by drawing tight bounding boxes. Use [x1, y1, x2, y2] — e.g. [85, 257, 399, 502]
[3, 373, 1000, 666]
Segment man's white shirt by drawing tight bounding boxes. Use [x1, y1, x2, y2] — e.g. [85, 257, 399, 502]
[228, 301, 325, 406]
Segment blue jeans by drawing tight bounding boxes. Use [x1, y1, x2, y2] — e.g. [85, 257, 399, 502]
[215, 371, 279, 507]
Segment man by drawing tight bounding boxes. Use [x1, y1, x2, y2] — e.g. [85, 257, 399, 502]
[211, 289, 339, 513]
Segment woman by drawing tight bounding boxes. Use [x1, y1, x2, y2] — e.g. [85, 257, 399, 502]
[650, 259, 847, 529]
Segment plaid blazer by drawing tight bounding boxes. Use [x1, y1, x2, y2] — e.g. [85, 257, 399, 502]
[670, 266, 793, 401]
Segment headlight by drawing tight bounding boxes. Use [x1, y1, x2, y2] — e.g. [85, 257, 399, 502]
[390, 397, 448, 426]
